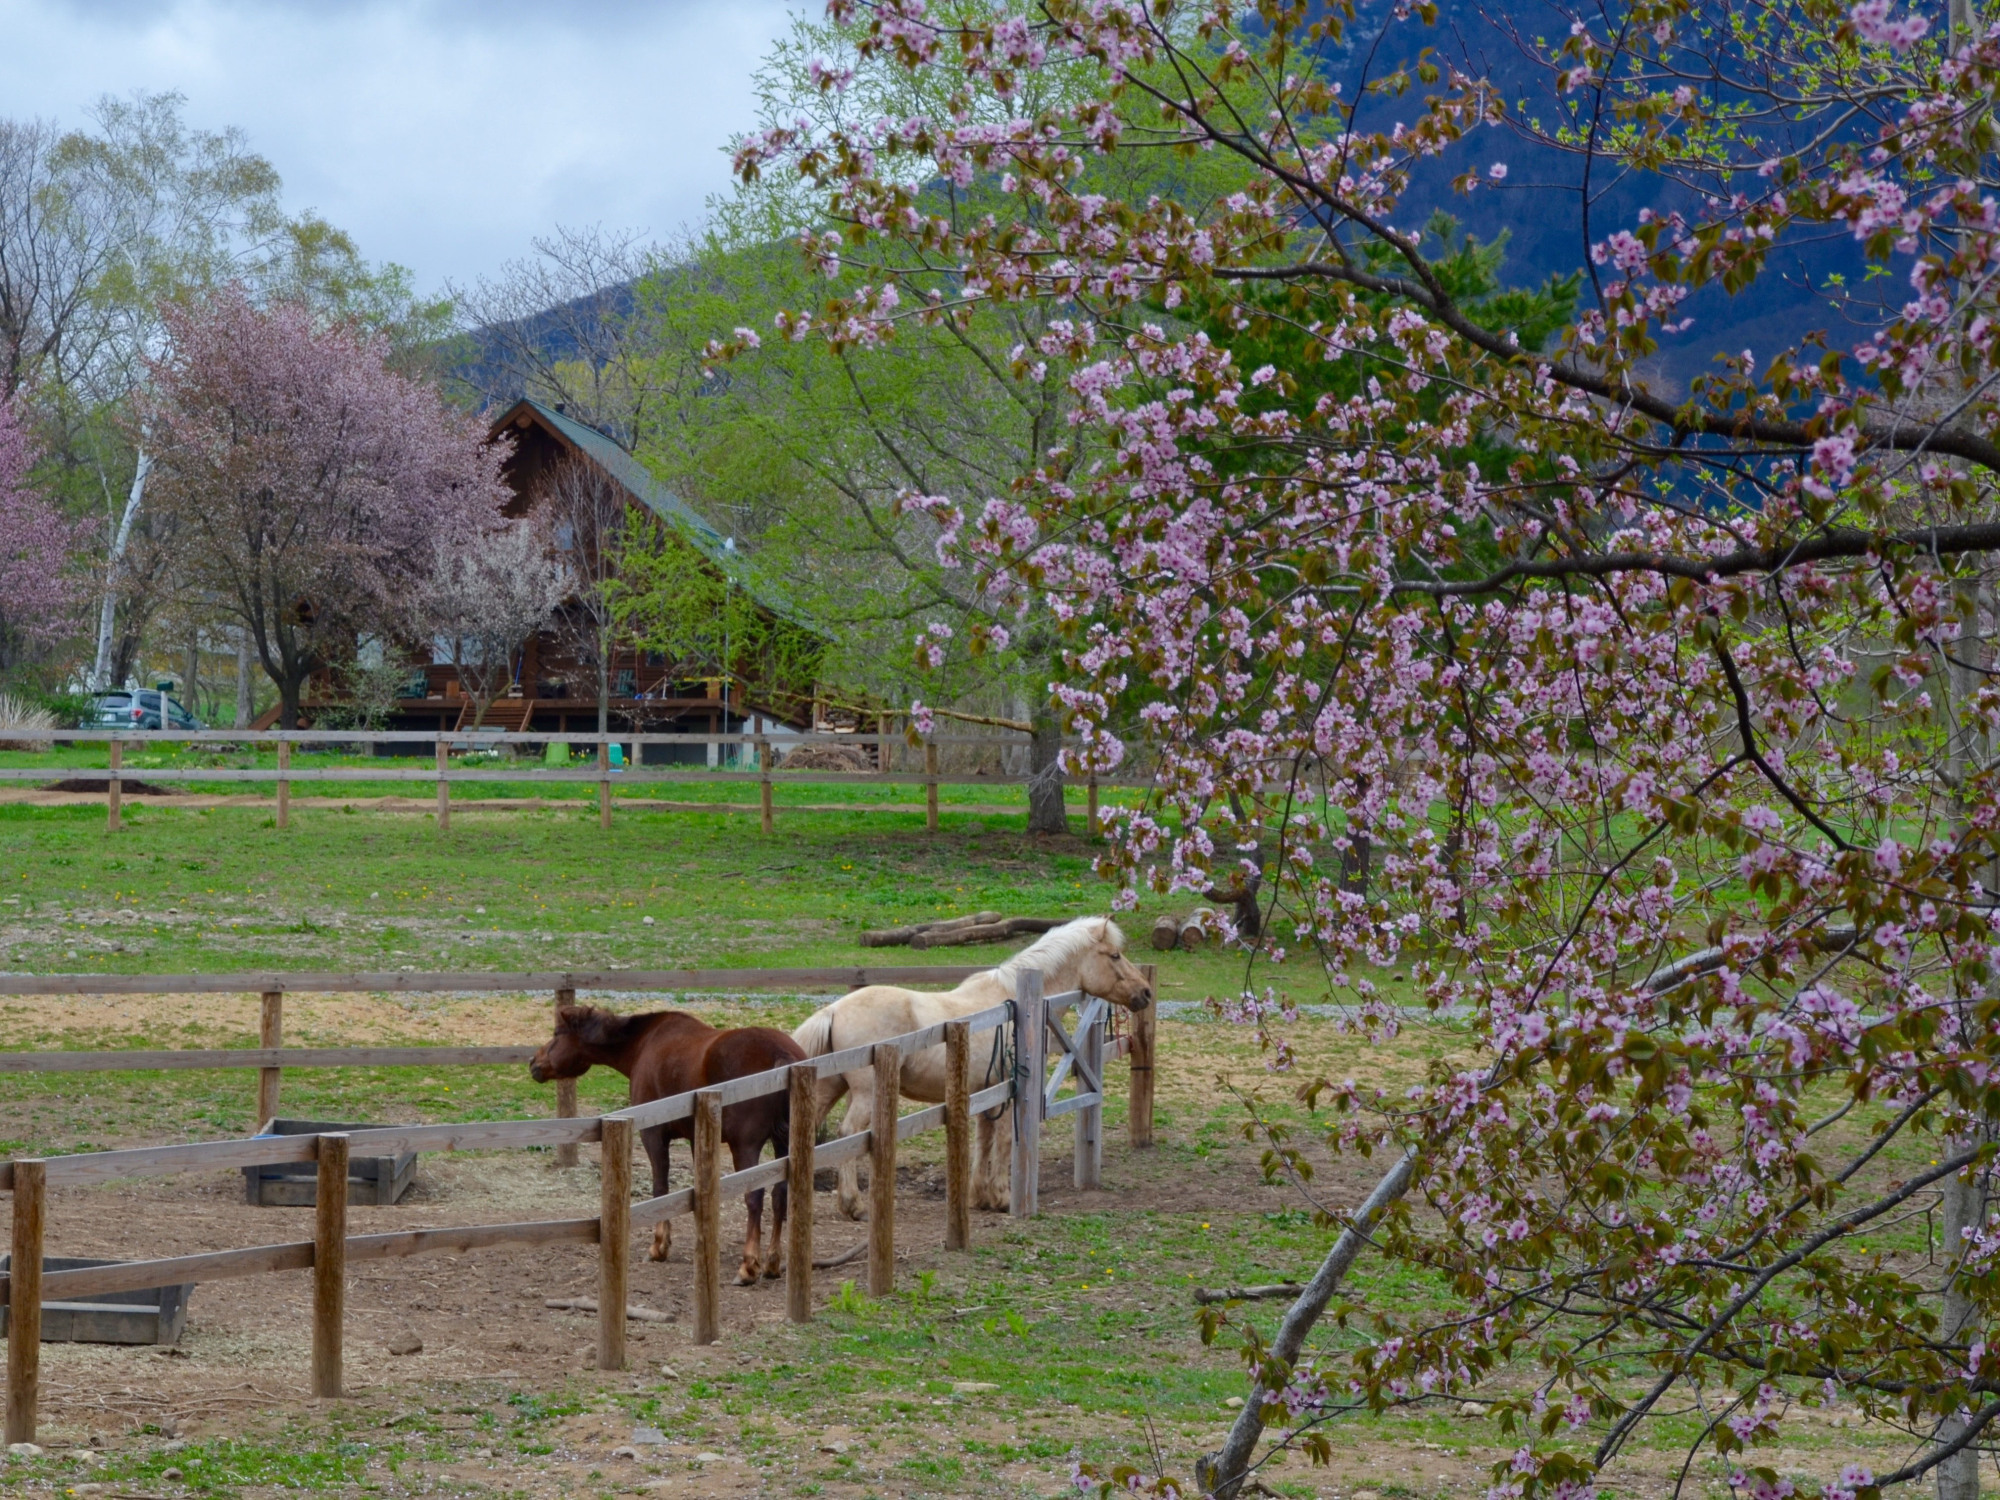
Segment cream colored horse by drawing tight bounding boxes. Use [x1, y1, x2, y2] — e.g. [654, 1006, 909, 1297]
[789, 916, 1154, 1217]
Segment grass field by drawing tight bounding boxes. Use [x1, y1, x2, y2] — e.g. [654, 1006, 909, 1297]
[0, 802, 1923, 1500]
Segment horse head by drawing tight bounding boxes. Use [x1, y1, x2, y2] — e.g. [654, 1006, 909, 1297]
[528, 1003, 601, 1083]
[1068, 917, 1154, 1011]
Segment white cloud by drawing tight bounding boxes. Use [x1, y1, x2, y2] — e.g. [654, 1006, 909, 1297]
[0, 0, 796, 290]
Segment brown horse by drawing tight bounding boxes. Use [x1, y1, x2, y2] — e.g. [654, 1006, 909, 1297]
[529, 1005, 803, 1285]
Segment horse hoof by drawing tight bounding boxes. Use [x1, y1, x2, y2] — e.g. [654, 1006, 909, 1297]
[734, 1269, 758, 1287]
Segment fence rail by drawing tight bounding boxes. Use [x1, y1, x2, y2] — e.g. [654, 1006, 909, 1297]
[0, 727, 1134, 836]
[0, 962, 1159, 1444]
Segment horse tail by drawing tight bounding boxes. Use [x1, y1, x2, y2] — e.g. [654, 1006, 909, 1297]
[791, 1002, 839, 1058]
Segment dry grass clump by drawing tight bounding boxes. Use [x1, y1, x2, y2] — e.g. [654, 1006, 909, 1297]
[0, 691, 55, 751]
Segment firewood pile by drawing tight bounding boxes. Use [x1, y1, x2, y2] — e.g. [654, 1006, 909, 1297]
[1150, 910, 1221, 950]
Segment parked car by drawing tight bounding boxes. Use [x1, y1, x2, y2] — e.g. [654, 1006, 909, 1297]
[85, 690, 202, 731]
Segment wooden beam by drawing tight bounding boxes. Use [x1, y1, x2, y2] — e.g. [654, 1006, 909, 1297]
[1011, 970, 1045, 1219]
[1130, 966, 1157, 1148]
[787, 1064, 815, 1323]
[0, 1044, 539, 1075]
[312, 1134, 347, 1399]
[758, 735, 773, 834]
[597, 740, 611, 831]
[598, 1116, 631, 1372]
[4, 1160, 44, 1443]
[21, 1218, 598, 1305]
[434, 738, 450, 832]
[256, 991, 283, 1127]
[276, 737, 291, 829]
[348, 1216, 600, 1265]
[553, 988, 579, 1169]
[691, 1089, 722, 1345]
[944, 1021, 971, 1252]
[0, 965, 991, 998]
[106, 739, 121, 833]
[869, 1044, 899, 1297]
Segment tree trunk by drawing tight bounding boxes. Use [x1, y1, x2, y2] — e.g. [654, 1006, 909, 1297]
[278, 668, 307, 730]
[1340, 776, 1373, 897]
[90, 448, 150, 691]
[1026, 707, 1069, 835]
[235, 630, 253, 728]
[1939, 1144, 1990, 1500]
[597, 631, 609, 739]
[1200, 1149, 1419, 1499]
[185, 634, 200, 721]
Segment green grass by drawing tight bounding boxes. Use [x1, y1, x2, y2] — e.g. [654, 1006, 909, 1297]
[0, 799, 1282, 996]
[0, 740, 1150, 808]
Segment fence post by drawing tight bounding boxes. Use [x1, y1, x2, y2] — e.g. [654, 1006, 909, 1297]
[107, 738, 122, 832]
[276, 736, 291, 829]
[598, 1115, 631, 1372]
[312, 1133, 348, 1399]
[870, 1043, 900, 1296]
[1010, 969, 1045, 1218]
[598, 738, 611, 831]
[757, 735, 774, 834]
[692, 1088, 723, 1344]
[1076, 1003, 1103, 1190]
[434, 736, 450, 832]
[257, 990, 283, 1128]
[925, 740, 939, 833]
[944, 1021, 971, 1251]
[4, 1158, 45, 1444]
[787, 1064, 816, 1323]
[1130, 964, 1157, 1147]
[553, 988, 579, 1169]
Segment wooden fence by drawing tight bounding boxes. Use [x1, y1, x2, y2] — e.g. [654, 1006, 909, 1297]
[0, 965, 1160, 1443]
[0, 729, 1134, 835]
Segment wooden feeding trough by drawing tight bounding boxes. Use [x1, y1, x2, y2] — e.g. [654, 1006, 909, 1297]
[244, 1119, 417, 1206]
[0, 1255, 194, 1345]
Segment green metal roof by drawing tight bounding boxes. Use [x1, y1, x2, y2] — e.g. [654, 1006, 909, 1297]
[515, 399, 816, 633]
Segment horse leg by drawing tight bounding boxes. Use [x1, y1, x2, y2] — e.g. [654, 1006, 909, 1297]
[732, 1140, 764, 1286]
[813, 1073, 848, 1140]
[974, 1104, 1012, 1212]
[766, 1175, 788, 1279]
[836, 1077, 873, 1221]
[642, 1125, 675, 1262]
[764, 1119, 789, 1279]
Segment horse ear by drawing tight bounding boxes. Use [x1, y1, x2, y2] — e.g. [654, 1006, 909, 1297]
[556, 1004, 587, 1028]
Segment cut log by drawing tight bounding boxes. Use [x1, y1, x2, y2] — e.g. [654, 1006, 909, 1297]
[1192, 1282, 1306, 1305]
[910, 921, 1014, 950]
[860, 911, 1004, 947]
[1150, 915, 1182, 951]
[1178, 909, 1217, 950]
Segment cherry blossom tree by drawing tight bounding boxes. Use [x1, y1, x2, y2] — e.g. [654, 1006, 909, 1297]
[418, 519, 570, 729]
[143, 287, 510, 726]
[733, 1, 2000, 1497]
[0, 396, 88, 667]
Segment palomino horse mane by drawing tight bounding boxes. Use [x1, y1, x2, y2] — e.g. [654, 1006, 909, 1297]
[986, 916, 1125, 988]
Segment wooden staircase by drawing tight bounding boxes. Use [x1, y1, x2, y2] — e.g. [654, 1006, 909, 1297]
[456, 697, 536, 732]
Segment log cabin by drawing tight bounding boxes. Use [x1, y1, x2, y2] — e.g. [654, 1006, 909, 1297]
[270, 397, 828, 754]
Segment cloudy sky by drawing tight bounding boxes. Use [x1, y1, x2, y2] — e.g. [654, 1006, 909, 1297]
[0, 0, 797, 292]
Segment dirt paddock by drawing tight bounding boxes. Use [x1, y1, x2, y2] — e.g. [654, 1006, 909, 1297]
[30, 1146, 989, 1435]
